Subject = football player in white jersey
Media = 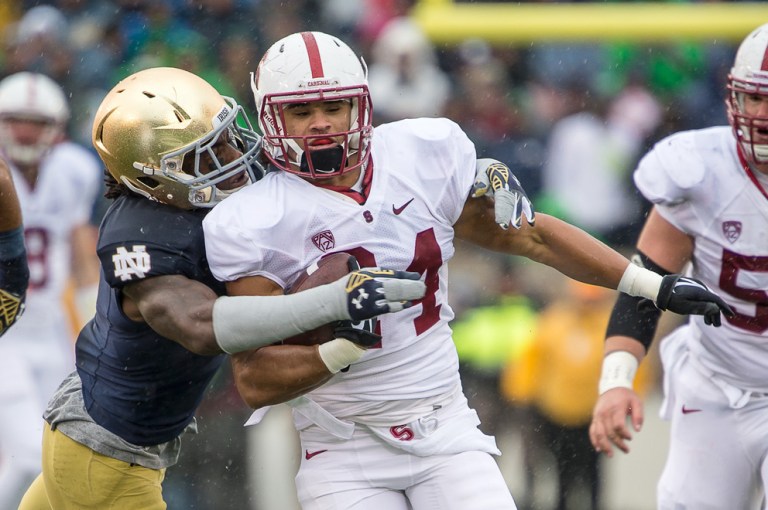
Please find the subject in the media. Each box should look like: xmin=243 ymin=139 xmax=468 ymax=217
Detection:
xmin=0 ymin=156 xmax=29 ymax=338
xmin=590 ymin=23 xmax=768 ymax=510
xmin=0 ymin=72 xmax=103 ymax=509
xmin=203 ymin=31 xmax=733 ymax=510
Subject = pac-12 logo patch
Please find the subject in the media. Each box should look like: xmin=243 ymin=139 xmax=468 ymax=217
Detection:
xmin=722 ymin=221 xmax=742 ymax=244
xmin=112 ymin=245 xmax=151 ymax=281
xmin=312 ymin=230 xmax=335 ymax=252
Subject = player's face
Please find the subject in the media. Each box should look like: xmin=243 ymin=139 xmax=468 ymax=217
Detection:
xmin=742 ymin=92 xmax=768 ymax=172
xmin=282 ymin=100 xmax=359 ymax=171
xmin=182 ymin=129 xmax=249 ymax=191
xmin=3 ymin=117 xmax=51 ymax=144
xmin=743 ymin=93 xmax=768 ymax=133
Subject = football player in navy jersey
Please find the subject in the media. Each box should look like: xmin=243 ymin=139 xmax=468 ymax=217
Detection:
xmin=17 ymin=67 xmax=425 ymax=510
xmin=0 ymin=156 xmax=28 ymax=338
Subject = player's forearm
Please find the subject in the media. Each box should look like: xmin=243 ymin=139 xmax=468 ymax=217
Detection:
xmin=0 ymin=163 xmax=22 ymax=232
xmin=523 ymin=214 xmax=628 ymax=288
xmin=231 ymin=346 xmax=332 ymax=408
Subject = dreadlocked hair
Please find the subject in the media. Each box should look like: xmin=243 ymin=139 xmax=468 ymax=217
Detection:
xmin=103 ymin=168 xmax=130 ymax=200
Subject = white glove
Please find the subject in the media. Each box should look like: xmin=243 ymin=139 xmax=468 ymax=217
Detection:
xmin=472 ymin=158 xmax=535 ymax=230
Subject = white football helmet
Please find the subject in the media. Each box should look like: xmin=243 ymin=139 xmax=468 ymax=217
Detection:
xmin=251 ymin=31 xmax=373 ymax=178
xmin=0 ymin=72 xmax=69 ymax=166
xmin=92 ymin=67 xmax=264 ymax=209
xmin=727 ymin=23 xmax=768 ymax=166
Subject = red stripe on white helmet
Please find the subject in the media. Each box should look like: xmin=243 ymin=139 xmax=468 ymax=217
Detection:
xmin=301 ymin=32 xmax=324 ymax=78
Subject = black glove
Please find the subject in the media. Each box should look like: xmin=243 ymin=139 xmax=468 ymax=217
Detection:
xmin=656 ymin=274 xmax=734 ymax=326
xmin=334 ymin=318 xmax=381 ymax=348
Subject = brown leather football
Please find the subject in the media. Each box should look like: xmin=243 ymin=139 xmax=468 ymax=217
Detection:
xmin=281 ymin=252 xmax=359 ymax=346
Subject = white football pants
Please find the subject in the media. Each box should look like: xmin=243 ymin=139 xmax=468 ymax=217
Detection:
xmin=657 ymin=332 xmax=768 ymax=509
xmin=294 ymin=423 xmax=516 ymax=510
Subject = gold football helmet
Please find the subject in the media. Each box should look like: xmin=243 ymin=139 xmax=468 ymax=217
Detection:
xmin=92 ymin=67 xmax=263 ymax=209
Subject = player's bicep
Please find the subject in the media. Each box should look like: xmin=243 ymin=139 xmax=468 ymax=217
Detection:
xmin=454 ymin=195 xmax=531 ymax=254
xmin=636 ymin=208 xmax=694 ymax=273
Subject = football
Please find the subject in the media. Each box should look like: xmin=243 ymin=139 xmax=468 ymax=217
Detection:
xmin=280 ymin=252 xmax=359 ymax=346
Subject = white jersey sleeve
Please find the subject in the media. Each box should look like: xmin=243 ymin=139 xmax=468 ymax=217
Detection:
xmin=375 ymin=118 xmax=476 ymax=226
xmin=634 ymin=127 xmax=742 ymax=235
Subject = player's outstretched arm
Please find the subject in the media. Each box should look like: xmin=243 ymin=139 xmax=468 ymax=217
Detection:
xmin=122 ymin=268 xmax=424 ymax=356
xmin=213 ymin=268 xmax=424 ymax=354
xmin=0 ymin=157 xmax=28 ymax=337
xmin=455 ymin=196 xmax=732 ymax=325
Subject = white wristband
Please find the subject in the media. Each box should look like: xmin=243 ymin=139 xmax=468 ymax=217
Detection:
xmin=598 ymin=351 xmax=639 ymax=395
xmin=617 ymin=262 xmax=663 ymax=302
xmin=317 ymin=338 xmax=366 ymax=374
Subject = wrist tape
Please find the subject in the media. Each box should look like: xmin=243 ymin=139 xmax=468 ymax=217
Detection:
xmin=318 ymin=338 xmax=366 ymax=373
xmin=617 ymin=262 xmax=663 ymax=302
xmin=598 ymin=351 xmax=638 ymax=395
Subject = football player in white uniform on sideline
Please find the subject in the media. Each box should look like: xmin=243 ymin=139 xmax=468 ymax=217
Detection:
xmin=0 ymin=155 xmax=29 ymax=338
xmin=591 ymin=22 xmax=768 ymax=510
xmin=0 ymin=72 xmax=102 ymax=510
xmin=203 ymin=31 xmax=732 ymax=510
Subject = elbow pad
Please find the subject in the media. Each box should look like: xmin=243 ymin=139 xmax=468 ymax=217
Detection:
xmin=605 ymin=251 xmax=670 ymax=350
xmin=0 ymin=227 xmax=29 ymax=336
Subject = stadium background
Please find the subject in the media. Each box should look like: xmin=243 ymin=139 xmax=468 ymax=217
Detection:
xmin=2 ymin=0 xmax=766 ymax=508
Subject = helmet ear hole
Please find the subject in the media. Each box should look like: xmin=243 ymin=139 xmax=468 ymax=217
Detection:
xmin=137 ymin=176 xmax=160 ymax=189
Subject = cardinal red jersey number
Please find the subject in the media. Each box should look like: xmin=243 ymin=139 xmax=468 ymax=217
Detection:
xmin=24 ymin=227 xmax=50 ymax=290
xmin=720 ymin=248 xmax=768 ymax=333
xmin=344 ymin=228 xmax=442 ymax=344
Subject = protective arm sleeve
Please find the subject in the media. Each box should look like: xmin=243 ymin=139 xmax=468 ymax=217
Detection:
xmin=212 ymin=277 xmax=350 ymax=354
xmin=0 ymin=226 xmax=29 ymax=337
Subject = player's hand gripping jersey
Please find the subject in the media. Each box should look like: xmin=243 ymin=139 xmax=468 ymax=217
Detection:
xmin=205 ymin=118 xmax=476 ymax=425
xmin=635 ymin=126 xmax=768 ymax=391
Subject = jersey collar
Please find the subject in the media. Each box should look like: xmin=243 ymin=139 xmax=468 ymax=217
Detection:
xmin=313 ymin=160 xmax=374 ymax=205
xmin=737 ymin=144 xmax=768 ymax=201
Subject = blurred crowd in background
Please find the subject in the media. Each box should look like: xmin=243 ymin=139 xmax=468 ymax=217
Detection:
xmin=0 ymin=0 xmax=745 ymax=508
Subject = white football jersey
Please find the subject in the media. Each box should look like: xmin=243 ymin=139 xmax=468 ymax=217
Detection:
xmin=5 ymin=141 xmax=101 ymax=350
xmin=635 ymin=126 xmax=768 ymax=390
xmin=205 ymin=118 xmax=476 ymax=422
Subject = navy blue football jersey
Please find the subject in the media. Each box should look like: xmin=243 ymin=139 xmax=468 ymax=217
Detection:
xmin=76 ymin=194 xmax=226 ymax=446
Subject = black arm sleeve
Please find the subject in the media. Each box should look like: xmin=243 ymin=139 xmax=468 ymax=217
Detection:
xmin=0 ymin=226 xmax=29 ymax=336
xmin=605 ymin=251 xmax=671 ymax=351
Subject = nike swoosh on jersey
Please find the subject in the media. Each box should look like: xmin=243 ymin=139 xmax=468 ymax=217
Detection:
xmin=393 ymin=198 xmax=415 ymax=215
xmin=305 ymin=449 xmax=328 ymax=460
xmin=681 ymin=405 xmax=702 ymax=414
